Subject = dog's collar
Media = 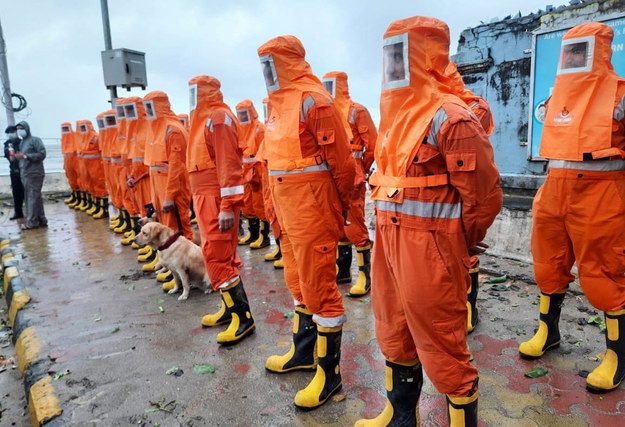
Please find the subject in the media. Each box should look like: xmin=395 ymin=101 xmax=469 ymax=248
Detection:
xmin=158 ymin=231 xmax=183 ymax=251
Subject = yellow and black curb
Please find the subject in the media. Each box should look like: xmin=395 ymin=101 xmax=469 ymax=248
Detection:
xmin=1 ymin=238 xmax=63 ymax=426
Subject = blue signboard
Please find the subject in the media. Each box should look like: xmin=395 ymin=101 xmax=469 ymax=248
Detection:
xmin=529 ymin=14 xmax=625 ymax=159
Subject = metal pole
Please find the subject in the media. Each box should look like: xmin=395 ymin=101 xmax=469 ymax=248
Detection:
xmin=100 ymin=0 xmax=118 ymax=105
xmin=0 ymin=17 xmax=15 ymax=126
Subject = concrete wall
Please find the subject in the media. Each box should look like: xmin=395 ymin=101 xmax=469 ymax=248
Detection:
xmin=0 ymin=172 xmax=69 ymax=199
xmin=452 ymin=0 xmax=625 ymax=189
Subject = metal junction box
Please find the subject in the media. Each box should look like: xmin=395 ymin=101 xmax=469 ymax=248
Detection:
xmin=101 ymin=48 xmax=147 ymax=90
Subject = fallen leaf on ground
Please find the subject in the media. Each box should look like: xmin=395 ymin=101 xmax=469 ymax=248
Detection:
xmin=111 ymin=327 xmax=120 ymax=334
xmin=193 ymin=364 xmax=215 ymax=374
xmin=524 ymin=367 xmax=548 ymax=378
xmin=283 ymin=311 xmax=294 ymax=318
xmin=487 ymin=275 xmax=508 ymax=284
xmin=587 ymin=316 xmax=606 ymax=332
xmin=52 ymin=369 xmax=70 ymax=380
xmin=332 ymin=394 xmax=346 ymax=402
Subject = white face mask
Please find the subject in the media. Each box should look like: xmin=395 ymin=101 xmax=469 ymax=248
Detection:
xmin=17 ymin=129 xmax=27 ymax=138
xmin=6 ymin=132 xmax=17 ymax=139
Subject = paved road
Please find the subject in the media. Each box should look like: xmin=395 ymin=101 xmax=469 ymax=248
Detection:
xmin=1 ymin=199 xmax=624 ymax=426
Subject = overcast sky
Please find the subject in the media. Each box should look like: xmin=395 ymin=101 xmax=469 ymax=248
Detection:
xmin=2 ymin=0 xmax=557 ymax=140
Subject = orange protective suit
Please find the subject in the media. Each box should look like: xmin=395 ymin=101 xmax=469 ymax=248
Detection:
xmin=532 ymin=22 xmax=625 ymax=311
xmin=445 ymin=62 xmax=495 ymax=136
xmin=236 ymin=99 xmax=266 ymax=220
xmin=125 ymin=97 xmax=152 ymax=217
xmin=76 ymin=120 xmax=106 ymax=197
xmin=60 ymin=122 xmax=79 ymax=190
xmin=101 ymin=111 xmax=118 ymax=205
xmin=187 ymin=76 xmax=244 ymax=289
xmin=111 ymin=98 xmax=137 ymax=214
xmin=322 ymin=71 xmax=377 ymax=247
xmin=143 ymin=91 xmax=192 ymax=240
xmin=177 ymin=113 xmax=189 ymax=130
xmin=258 ymin=36 xmax=356 ymax=324
xmin=369 ymin=16 xmax=502 ymax=396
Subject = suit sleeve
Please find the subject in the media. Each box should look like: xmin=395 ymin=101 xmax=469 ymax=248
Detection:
xmin=211 ymin=112 xmax=244 ymax=212
xmin=438 ymin=110 xmax=502 ymax=247
xmin=355 ymin=106 xmax=378 ymax=173
xmin=305 ymin=97 xmax=356 ymax=211
xmin=165 ymin=128 xmax=187 ymax=200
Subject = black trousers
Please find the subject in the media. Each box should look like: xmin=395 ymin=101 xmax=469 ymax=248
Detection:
xmin=10 ymin=170 xmax=24 ymax=217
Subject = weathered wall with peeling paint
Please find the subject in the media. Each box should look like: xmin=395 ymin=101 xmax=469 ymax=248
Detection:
xmin=452 ymin=0 xmax=625 ymax=190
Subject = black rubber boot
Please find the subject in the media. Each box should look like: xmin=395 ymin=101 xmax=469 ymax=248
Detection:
xmin=519 ymin=290 xmax=566 ymax=359
xmin=446 ymin=390 xmax=479 ymax=427
xmin=336 ymin=241 xmax=352 ymax=284
xmin=216 ymin=279 xmax=256 ymax=345
xmin=266 ymin=306 xmax=317 ymax=373
xmin=587 ymin=309 xmax=625 ymax=393
xmin=250 ymin=220 xmax=271 ymax=249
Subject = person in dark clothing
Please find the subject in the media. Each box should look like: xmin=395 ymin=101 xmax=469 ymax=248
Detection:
xmin=14 ymin=121 xmax=47 ymax=229
xmin=4 ymin=125 xmax=24 ymax=219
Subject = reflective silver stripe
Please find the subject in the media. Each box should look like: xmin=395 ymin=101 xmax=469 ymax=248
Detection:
xmin=349 ymin=107 xmax=357 ymax=125
xmin=224 ymin=114 xmax=233 ymax=127
xmin=376 ymin=199 xmax=462 ymax=219
xmin=269 ymin=161 xmax=330 ymax=176
xmin=63 ymin=153 xmax=77 ymax=157
xmin=548 ymin=159 xmax=625 ymax=171
xmin=301 ymin=95 xmax=316 ymax=121
xmin=110 ymin=157 xmax=123 ymax=163
xmin=103 ymin=156 xmax=111 ymax=161
xmin=150 ymin=165 xmax=169 ymax=171
xmin=242 ymin=157 xmax=258 ymax=163
xmin=82 ymin=154 xmax=102 ymax=159
xmin=206 ymin=118 xmax=213 ymax=132
xmin=427 ymin=108 xmax=448 ymax=147
xmin=615 ymin=95 xmax=625 ymax=121
xmin=352 ymin=151 xmax=364 ymax=159
xmin=132 ymin=157 xmax=145 ymax=163
xmin=220 ymin=185 xmax=244 ymax=197
xmin=313 ymin=314 xmax=346 ymax=328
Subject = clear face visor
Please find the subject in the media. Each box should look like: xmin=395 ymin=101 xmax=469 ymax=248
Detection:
xmin=116 ymin=105 xmax=125 ymax=119
xmin=263 ymin=102 xmax=269 ymax=122
xmin=558 ymin=36 xmax=594 ymax=75
xmin=382 ymin=33 xmax=410 ymax=89
xmin=124 ymin=103 xmax=137 ymax=120
xmin=322 ymin=78 xmax=336 ymax=98
xmin=61 ymin=125 xmax=71 ymax=134
xmin=259 ymin=55 xmax=280 ymax=92
xmin=96 ymin=118 xmax=105 ymax=130
xmin=236 ymin=109 xmax=251 ymax=124
xmin=79 ymin=124 xmax=88 ymax=134
xmin=105 ymin=115 xmax=117 ymax=127
xmin=144 ymin=100 xmax=156 ymax=120
xmin=189 ymin=84 xmax=198 ymax=111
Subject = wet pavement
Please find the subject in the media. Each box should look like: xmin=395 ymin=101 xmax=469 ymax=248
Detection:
xmin=1 ymin=198 xmax=624 ymax=426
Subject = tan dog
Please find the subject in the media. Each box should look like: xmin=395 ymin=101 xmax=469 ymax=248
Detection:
xmin=134 ymin=222 xmax=209 ymax=300
xmin=138 ymin=216 xmax=202 ymax=246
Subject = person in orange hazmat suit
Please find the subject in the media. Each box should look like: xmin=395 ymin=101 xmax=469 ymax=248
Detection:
xmin=444 ymin=60 xmax=496 ymax=333
xmin=519 ymin=22 xmax=625 ymax=394
xmin=99 ymin=110 xmax=118 ymax=220
xmin=142 ymin=90 xmax=193 ymax=246
xmin=321 ymin=71 xmax=377 ymax=297
xmin=258 ymin=35 xmax=356 ymax=409
xmin=75 ymin=120 xmax=107 ymax=217
xmin=236 ymin=99 xmax=270 ymax=250
xmin=355 ymin=17 xmax=502 ymax=426
xmin=61 ymin=122 xmax=79 ymax=207
xmin=186 ymin=76 xmax=256 ymax=345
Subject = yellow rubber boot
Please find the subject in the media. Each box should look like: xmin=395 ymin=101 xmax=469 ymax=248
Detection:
xmin=68 ymin=190 xmax=82 ymax=208
xmin=349 ymin=244 xmax=371 ymax=297
xmin=238 ymin=217 xmax=259 ymax=245
xmin=86 ymin=197 xmax=99 ymax=215
xmin=79 ymin=193 xmax=92 ymax=212
xmin=156 ymin=270 xmax=173 ymax=282
xmin=586 ymin=309 xmax=625 ymax=393
xmin=74 ymin=191 xmax=87 ymax=210
xmin=467 ymin=262 xmax=480 ymax=333
xmin=92 ymin=197 xmax=109 ymax=219
xmin=137 ymin=245 xmax=152 ymax=255
xmin=114 ymin=210 xmax=130 ymax=233
xmin=266 ymin=306 xmax=317 ymax=373
xmin=250 ymin=220 xmax=270 ymax=249
xmin=120 ymin=230 xmax=136 ymax=246
xmin=519 ymin=290 xmax=566 ymax=359
xmin=137 ymin=247 xmax=155 ymax=262
xmin=142 ymin=253 xmax=159 ymax=272
xmin=201 ymin=297 xmax=232 ymax=327
xmin=162 ymin=279 xmax=176 ymax=292
xmin=64 ymin=190 xmax=77 ymax=205
xmin=336 ymin=241 xmax=352 ymax=284
xmin=109 ymin=209 xmax=122 ymax=229
xmin=273 ymin=258 xmax=284 ymax=269
xmin=355 ymin=359 xmax=423 ymax=426
xmin=294 ymin=325 xmax=343 ymax=409
xmin=446 ymin=391 xmax=478 ymax=427
xmin=216 ymin=279 xmax=256 ymax=345
xmin=264 ymin=238 xmax=282 ymax=261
